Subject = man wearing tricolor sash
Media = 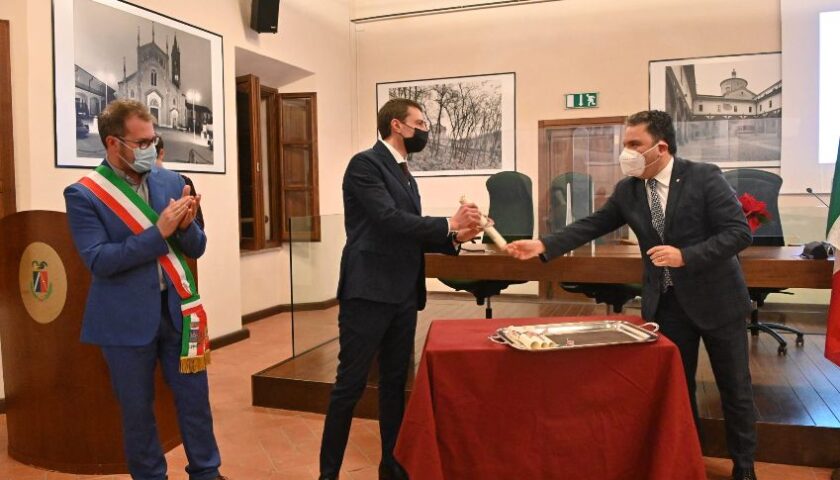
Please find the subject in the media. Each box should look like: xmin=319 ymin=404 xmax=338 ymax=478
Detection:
xmin=64 ymin=100 xmax=227 ymax=480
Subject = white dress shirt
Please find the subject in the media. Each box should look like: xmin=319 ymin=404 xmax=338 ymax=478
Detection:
xmin=380 ymin=139 xmax=407 ymax=165
xmin=646 ymin=155 xmax=674 ymax=214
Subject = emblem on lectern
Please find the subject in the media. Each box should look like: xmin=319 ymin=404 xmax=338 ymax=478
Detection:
xmin=30 ymin=260 xmax=53 ymax=301
xmin=19 ymin=242 xmax=67 ymax=324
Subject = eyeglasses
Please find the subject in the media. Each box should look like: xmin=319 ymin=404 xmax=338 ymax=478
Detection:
xmin=117 ymin=135 xmax=160 ymax=150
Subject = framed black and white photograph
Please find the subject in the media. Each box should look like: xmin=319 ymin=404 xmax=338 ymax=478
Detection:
xmin=53 ymin=0 xmax=225 ymax=173
xmin=649 ymin=52 xmax=781 ymax=168
xmin=376 ymin=72 xmax=516 ymax=177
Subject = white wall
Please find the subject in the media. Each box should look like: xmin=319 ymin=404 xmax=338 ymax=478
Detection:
xmin=352 ymin=0 xmax=828 ymax=303
xmin=0 ymin=0 xmax=355 ymax=399
xmin=351 ymin=0 xmax=534 ymax=19
xmin=236 ymin=0 xmax=355 ymax=315
xmin=781 ymin=0 xmax=840 ymax=194
xmin=353 ymin=0 xmax=782 ymax=214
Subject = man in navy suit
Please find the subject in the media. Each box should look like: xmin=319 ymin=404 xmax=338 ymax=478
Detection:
xmin=64 ymin=100 xmax=227 ymax=480
xmin=319 ymin=98 xmax=482 ymax=480
xmin=507 ymin=111 xmax=758 ymax=480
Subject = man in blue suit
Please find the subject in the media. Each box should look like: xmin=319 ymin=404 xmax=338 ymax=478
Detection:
xmin=64 ymin=99 xmax=227 ymax=480
xmin=319 ymin=98 xmax=482 ymax=480
xmin=507 ymin=110 xmax=757 ymax=480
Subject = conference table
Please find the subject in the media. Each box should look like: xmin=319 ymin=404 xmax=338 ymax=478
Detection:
xmin=394 ymin=316 xmax=706 ymax=480
xmin=425 ymin=245 xmax=832 ymax=289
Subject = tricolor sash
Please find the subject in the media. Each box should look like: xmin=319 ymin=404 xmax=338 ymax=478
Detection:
xmin=77 ymin=165 xmax=210 ymax=373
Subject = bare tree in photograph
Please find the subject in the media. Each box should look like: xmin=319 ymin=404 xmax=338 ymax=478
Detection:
xmin=388 ymin=79 xmax=503 ymax=172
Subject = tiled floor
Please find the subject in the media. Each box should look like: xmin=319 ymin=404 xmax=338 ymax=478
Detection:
xmin=0 ymin=311 xmax=836 ymax=479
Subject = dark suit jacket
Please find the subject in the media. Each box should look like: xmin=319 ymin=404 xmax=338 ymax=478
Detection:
xmin=541 ymin=157 xmax=752 ymax=329
xmin=64 ymin=162 xmax=207 ymax=346
xmin=337 ymin=141 xmax=457 ymax=310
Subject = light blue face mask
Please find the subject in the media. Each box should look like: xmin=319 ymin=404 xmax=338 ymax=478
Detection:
xmin=117 ymin=138 xmax=157 ymax=173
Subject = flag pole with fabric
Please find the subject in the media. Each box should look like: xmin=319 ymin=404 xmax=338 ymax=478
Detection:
xmin=825 ymin=140 xmax=840 ymax=366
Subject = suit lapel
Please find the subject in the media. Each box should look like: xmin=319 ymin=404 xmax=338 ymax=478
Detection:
xmin=663 ymin=157 xmax=687 ymax=236
xmin=147 ymin=168 xmax=166 ymax=213
xmin=373 ymin=142 xmax=420 ymax=213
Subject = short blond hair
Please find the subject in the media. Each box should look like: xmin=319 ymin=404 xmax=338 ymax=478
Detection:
xmin=97 ymin=99 xmax=154 ymax=146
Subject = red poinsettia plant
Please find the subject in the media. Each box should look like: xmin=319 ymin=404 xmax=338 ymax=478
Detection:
xmin=738 ymin=193 xmax=772 ymax=233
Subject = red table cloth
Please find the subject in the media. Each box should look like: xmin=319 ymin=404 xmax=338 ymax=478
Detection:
xmin=394 ymin=316 xmax=705 ymax=480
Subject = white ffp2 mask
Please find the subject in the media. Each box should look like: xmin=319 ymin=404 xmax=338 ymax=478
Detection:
xmin=619 ymin=144 xmax=662 ymax=177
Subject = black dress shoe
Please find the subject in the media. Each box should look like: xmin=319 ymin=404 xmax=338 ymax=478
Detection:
xmin=318 ymin=475 xmax=338 ymax=480
xmin=379 ymin=461 xmax=409 ymax=480
xmin=732 ymin=466 xmax=757 ymax=480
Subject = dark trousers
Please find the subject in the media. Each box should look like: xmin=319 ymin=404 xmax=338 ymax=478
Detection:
xmin=319 ymin=297 xmax=418 ymax=476
xmin=101 ymin=292 xmax=221 ymax=480
xmin=655 ymin=289 xmax=757 ymax=469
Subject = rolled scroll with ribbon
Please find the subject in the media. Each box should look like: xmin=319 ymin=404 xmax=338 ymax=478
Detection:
xmin=459 ymin=195 xmax=508 ymax=249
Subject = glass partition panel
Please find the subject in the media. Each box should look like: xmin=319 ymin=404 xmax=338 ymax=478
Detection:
xmin=289 ymin=214 xmax=344 ymax=356
xmin=779 ymin=204 xmax=829 ymax=247
xmin=540 ymin=120 xmax=629 ymax=243
xmin=288 ymin=208 xmax=540 ymax=357
xmin=539 ymin=120 xmax=631 ymax=299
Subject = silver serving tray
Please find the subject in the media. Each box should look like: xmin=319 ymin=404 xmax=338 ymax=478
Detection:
xmin=489 ymin=320 xmax=659 ymax=352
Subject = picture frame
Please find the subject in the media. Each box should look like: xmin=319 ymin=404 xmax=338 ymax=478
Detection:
xmin=649 ymin=52 xmax=781 ymax=168
xmin=52 ymin=0 xmax=226 ymax=173
xmin=376 ymin=72 xmax=516 ymax=177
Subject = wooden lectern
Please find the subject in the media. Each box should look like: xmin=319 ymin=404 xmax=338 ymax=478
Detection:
xmin=0 ymin=211 xmax=181 ymax=474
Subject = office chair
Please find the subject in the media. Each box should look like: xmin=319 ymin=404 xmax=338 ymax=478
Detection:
xmin=549 ymin=173 xmax=642 ymax=313
xmin=440 ymin=171 xmax=533 ymax=318
xmin=723 ymin=168 xmax=803 ymax=356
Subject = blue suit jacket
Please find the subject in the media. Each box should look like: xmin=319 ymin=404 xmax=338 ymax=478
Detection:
xmin=64 ymin=162 xmax=207 ymax=346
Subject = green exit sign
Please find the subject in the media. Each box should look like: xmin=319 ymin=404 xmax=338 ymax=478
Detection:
xmin=565 ymin=92 xmax=599 ymax=109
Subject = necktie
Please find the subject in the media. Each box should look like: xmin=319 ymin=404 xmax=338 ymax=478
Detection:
xmin=647 ymin=178 xmax=673 ymax=290
xmin=398 ymin=162 xmax=412 ymax=189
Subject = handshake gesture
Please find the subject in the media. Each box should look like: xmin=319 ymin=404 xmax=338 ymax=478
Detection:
xmin=156 ymin=185 xmax=202 ymax=238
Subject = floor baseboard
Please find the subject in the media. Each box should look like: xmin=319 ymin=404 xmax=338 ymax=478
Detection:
xmin=210 ymin=327 xmax=250 ymax=350
xmin=242 ymin=299 xmax=340 ymax=325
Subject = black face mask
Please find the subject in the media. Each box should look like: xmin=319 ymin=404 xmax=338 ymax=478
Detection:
xmin=403 ymin=124 xmax=429 ymax=153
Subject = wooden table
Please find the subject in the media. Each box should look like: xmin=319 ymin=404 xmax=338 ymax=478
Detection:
xmin=425 ymin=245 xmax=832 ymax=289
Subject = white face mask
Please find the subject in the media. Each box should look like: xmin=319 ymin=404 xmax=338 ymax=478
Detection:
xmin=619 ymin=143 xmax=662 ymax=177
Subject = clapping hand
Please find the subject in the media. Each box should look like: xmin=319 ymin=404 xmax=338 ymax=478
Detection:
xmin=177 ymin=185 xmax=201 ymax=230
xmin=156 ymin=195 xmax=193 ymax=238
